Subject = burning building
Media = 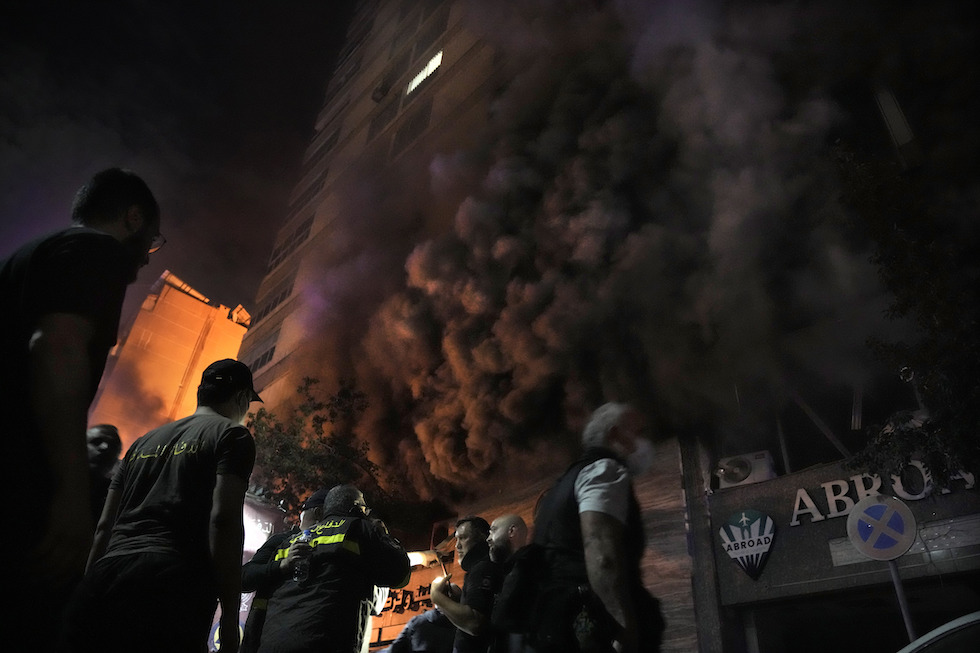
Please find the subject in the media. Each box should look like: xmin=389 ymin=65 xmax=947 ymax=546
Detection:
xmin=238 ymin=1 xmax=980 ymax=651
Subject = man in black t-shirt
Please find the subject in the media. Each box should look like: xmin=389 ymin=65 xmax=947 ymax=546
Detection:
xmin=0 ymin=168 xmax=161 ymax=646
xmin=431 ymin=515 xmax=501 ymax=653
xmin=65 ymin=359 xmax=260 ymax=653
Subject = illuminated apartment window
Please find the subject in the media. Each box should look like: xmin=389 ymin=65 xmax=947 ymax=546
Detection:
xmin=405 ymin=50 xmax=442 ymax=96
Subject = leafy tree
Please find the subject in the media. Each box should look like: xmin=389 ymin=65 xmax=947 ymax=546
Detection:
xmin=836 ymin=143 xmax=980 ymax=487
xmin=247 ymin=377 xmax=379 ymax=517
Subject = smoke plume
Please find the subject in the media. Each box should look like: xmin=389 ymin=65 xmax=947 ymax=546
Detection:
xmin=290 ymin=1 xmax=978 ymax=500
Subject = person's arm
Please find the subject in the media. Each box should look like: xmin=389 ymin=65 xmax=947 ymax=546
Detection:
xmin=211 ymin=472 xmax=248 ymax=653
xmin=87 ymin=486 xmax=122 ymax=572
xmin=241 ymin=531 xmax=301 ymax=593
xmin=363 ymin=518 xmax=412 ymax=589
xmin=28 ymin=313 xmax=98 ymax=587
xmin=581 ymin=510 xmax=637 ymax=653
xmin=430 ymin=575 xmax=489 ymax=636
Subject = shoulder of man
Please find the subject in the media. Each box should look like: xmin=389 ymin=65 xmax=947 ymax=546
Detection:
xmin=466 ymin=556 xmax=501 ymax=587
xmin=191 ymin=414 xmax=255 ymax=446
xmin=36 ymin=227 xmax=127 ymax=266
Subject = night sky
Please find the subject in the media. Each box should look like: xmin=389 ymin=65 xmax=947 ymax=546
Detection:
xmin=1 ymin=0 xmax=354 ymax=318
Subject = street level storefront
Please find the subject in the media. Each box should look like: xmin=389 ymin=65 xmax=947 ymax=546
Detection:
xmin=707 ymin=459 xmax=980 ymax=652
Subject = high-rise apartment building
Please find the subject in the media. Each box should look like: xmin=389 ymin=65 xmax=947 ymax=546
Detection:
xmin=240 ymin=0 xmax=496 ymax=404
xmin=89 ymin=270 xmax=251 ymax=452
xmin=236 ymin=4 xmax=696 ymax=650
xmin=234 ymin=3 xmax=980 ymax=651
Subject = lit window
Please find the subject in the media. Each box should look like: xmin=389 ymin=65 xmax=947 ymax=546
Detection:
xmin=405 ymin=50 xmax=442 ymax=96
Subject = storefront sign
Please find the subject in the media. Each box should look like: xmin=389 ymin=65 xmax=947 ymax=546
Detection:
xmin=789 ymin=461 xmax=975 ymax=527
xmin=719 ymin=510 xmax=775 ymax=579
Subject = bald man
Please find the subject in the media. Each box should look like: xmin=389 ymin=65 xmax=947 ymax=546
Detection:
xmin=486 ymin=515 xmax=529 ymax=653
xmin=487 ymin=514 xmax=528 ymax=564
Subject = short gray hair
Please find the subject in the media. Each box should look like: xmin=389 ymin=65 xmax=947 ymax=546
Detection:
xmin=582 ymin=402 xmax=632 ymax=448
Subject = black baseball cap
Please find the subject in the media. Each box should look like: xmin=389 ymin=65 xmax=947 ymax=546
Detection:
xmin=199 ymin=359 xmax=263 ymax=402
xmin=301 ymin=487 xmax=332 ymax=511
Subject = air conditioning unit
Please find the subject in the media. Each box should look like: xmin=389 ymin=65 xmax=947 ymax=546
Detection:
xmin=716 ymin=451 xmax=777 ymax=488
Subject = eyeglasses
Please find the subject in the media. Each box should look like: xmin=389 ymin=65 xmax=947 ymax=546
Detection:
xmin=353 ymin=500 xmax=371 ymax=515
xmin=148 ymin=233 xmax=166 ymax=254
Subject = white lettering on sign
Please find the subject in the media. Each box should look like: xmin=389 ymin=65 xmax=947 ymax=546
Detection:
xmin=822 ymin=480 xmax=853 ymax=519
xmin=790 ymin=489 xmax=826 ymax=526
xmin=891 ymin=460 xmax=932 ymax=501
xmin=853 ymin=473 xmax=881 ymax=501
xmin=789 ymin=461 xmax=975 ymax=527
xmin=723 ymin=535 xmax=773 ymax=553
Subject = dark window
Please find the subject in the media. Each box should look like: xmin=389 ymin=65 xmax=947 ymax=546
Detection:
xmin=392 ymin=98 xmax=432 ymax=154
xmin=416 ymin=5 xmax=449 ymax=53
xmin=306 ymin=129 xmax=340 ymax=172
xmin=251 ymin=345 xmax=277 ymax=371
xmin=267 ymin=215 xmax=314 ymax=272
xmin=289 ymin=177 xmax=325 ymax=214
xmin=253 ymin=275 xmax=296 ymax=324
xmin=245 ymin=329 xmax=280 ymax=373
xmin=369 ymin=98 xmax=400 ymax=140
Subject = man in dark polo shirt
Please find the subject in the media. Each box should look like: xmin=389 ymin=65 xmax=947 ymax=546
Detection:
xmin=431 ymin=515 xmax=500 ymax=653
xmin=0 ymin=168 xmax=162 ymax=645
xmin=65 ymin=359 xmax=260 ymax=653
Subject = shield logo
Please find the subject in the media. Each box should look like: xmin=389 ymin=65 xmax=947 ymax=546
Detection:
xmin=719 ymin=510 xmax=775 ymax=579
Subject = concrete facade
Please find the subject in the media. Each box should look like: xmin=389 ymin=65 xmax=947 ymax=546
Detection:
xmin=89 ymin=270 xmax=250 ymax=452
xmin=240 ymin=0 xmax=497 ymax=404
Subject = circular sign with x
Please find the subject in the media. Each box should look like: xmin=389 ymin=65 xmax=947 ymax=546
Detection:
xmin=846 ymin=495 xmax=918 ymax=561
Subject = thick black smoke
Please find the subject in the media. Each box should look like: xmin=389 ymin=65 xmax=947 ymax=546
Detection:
xmin=292 ymin=1 xmax=978 ymax=500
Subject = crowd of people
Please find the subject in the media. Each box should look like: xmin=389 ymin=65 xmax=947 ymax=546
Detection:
xmin=1 ymin=169 xmax=664 ymax=652
xmin=244 ymin=401 xmax=664 ymax=653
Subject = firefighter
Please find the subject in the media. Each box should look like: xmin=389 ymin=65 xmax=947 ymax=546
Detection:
xmin=258 ymin=485 xmax=411 ymax=653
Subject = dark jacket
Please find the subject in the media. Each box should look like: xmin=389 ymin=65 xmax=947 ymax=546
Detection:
xmin=386 ymin=608 xmax=455 ymax=653
xmin=257 ymin=514 xmax=410 ymax=653
xmin=241 ymin=527 xmax=298 ymax=653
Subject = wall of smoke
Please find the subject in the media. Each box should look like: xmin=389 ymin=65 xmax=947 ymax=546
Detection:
xmin=291 ymin=0 xmax=978 ymax=500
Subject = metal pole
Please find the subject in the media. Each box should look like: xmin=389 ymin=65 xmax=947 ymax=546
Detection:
xmin=744 ymin=608 xmax=760 ymax=653
xmin=776 ymin=419 xmax=791 ymax=474
xmin=888 ymin=559 xmax=917 ymax=642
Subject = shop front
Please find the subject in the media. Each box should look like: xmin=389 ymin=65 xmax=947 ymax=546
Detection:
xmin=707 ymin=459 xmax=980 ymax=652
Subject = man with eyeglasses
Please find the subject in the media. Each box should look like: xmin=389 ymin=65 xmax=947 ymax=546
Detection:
xmin=0 ymin=167 xmax=163 ymax=647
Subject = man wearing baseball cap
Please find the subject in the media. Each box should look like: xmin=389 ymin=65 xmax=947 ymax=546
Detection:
xmin=66 ymin=359 xmax=261 ymax=653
